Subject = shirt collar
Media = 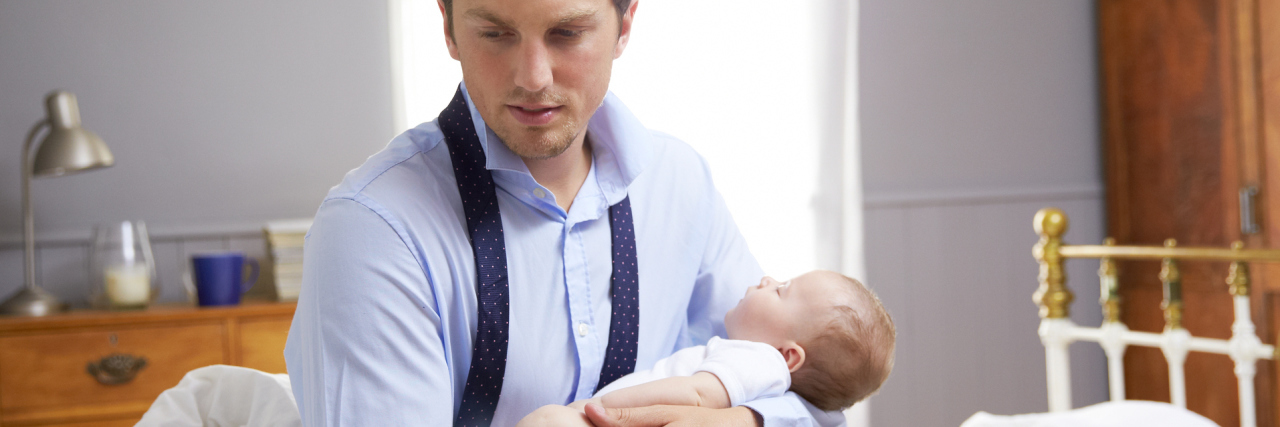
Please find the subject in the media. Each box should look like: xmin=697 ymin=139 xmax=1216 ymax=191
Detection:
xmin=459 ymin=82 xmax=655 ymax=205
xmin=586 ymin=91 xmax=654 ymax=205
xmin=461 ymin=82 xmax=529 ymax=175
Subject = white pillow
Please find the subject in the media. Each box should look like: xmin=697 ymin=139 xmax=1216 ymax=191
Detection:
xmin=961 ymin=401 xmax=1219 ymax=427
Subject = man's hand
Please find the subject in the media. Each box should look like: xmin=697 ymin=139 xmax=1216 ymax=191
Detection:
xmin=583 ymin=403 xmax=762 ymax=427
xmin=516 ymin=404 xmax=593 ymax=427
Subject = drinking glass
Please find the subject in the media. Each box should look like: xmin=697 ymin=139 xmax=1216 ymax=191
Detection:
xmin=91 ymin=221 xmax=158 ymax=310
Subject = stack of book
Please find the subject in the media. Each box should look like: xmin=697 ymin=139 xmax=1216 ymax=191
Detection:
xmin=263 ymin=219 xmax=311 ymax=301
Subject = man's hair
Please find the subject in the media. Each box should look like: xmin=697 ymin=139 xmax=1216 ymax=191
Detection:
xmin=789 ymin=275 xmax=896 ymax=411
xmin=440 ymin=0 xmax=633 ymax=40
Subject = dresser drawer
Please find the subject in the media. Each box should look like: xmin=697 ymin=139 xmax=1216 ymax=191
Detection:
xmin=0 ymin=323 xmax=226 ymax=417
xmin=238 ymin=315 xmax=291 ymax=374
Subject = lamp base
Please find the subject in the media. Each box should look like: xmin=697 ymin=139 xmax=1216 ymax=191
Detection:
xmin=0 ymin=287 xmax=66 ymax=317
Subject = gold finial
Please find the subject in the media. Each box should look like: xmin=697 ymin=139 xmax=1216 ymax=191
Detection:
xmin=1160 ymin=239 xmax=1182 ymax=330
xmin=1034 ymin=208 xmax=1068 ymax=238
xmin=1033 ymin=208 xmax=1073 ymax=319
xmin=1099 ymin=238 xmax=1121 ymax=323
xmin=1227 ymin=241 xmax=1250 ymax=296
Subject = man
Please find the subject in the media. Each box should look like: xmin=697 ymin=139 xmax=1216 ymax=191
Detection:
xmin=284 ymin=0 xmax=845 ymax=425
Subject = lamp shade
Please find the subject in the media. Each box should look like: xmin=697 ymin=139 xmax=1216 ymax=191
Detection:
xmin=31 ymin=91 xmax=113 ymax=177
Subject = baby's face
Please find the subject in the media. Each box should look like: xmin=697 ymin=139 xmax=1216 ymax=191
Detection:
xmin=724 ymin=271 xmax=847 ymax=348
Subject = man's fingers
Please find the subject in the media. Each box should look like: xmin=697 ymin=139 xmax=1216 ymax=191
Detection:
xmin=584 ymin=403 xmax=682 ymax=427
xmin=583 ymin=403 xmax=617 ymax=427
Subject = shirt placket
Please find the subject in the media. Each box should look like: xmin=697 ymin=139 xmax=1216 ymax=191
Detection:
xmin=563 ymin=220 xmax=601 ymax=399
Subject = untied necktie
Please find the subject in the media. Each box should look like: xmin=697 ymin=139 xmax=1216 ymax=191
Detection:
xmin=438 ymin=86 xmax=640 ymax=427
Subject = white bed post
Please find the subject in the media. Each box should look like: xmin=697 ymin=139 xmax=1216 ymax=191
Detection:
xmin=1034 ymin=209 xmax=1075 ymax=412
xmin=1157 ymin=240 xmax=1189 ymax=408
xmin=1226 ymin=248 xmax=1259 ymax=427
xmin=1097 ymin=245 xmax=1127 ymax=402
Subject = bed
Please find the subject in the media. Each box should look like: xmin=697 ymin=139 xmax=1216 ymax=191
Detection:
xmin=964 ymin=208 xmax=1278 ymax=427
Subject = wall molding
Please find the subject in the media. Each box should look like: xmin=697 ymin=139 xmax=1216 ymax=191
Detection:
xmin=0 ymin=222 xmax=268 ymax=250
xmin=862 ymin=185 xmax=1103 ymax=210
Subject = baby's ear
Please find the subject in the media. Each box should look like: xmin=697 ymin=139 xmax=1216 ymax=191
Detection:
xmin=780 ymin=343 xmax=806 ymax=373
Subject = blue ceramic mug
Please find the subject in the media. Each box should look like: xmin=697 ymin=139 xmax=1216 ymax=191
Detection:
xmin=191 ymin=252 xmax=259 ymax=306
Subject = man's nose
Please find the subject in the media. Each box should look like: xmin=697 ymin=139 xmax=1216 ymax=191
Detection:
xmin=514 ymin=40 xmax=553 ymax=92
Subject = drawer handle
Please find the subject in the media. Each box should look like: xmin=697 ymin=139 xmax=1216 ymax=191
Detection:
xmin=86 ymin=353 xmax=148 ymax=386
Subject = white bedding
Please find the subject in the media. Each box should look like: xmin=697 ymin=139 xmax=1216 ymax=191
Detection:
xmin=137 ymin=365 xmax=301 ymax=427
xmin=962 ymin=401 xmax=1219 ymax=427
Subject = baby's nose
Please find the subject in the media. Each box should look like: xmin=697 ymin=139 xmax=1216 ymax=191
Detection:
xmin=760 ymin=276 xmax=779 ymax=288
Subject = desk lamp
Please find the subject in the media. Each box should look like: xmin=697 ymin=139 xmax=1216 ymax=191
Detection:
xmin=0 ymin=91 xmax=114 ymax=316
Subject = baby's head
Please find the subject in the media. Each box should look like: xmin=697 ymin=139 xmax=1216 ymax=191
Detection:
xmin=724 ymin=270 xmax=896 ymax=411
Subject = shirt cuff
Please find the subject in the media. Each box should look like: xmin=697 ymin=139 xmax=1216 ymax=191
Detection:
xmin=740 ymin=392 xmax=848 ymax=427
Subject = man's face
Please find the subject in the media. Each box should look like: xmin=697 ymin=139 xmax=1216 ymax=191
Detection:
xmin=442 ymin=0 xmax=633 ymax=160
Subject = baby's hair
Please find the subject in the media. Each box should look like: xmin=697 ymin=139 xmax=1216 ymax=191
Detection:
xmin=789 ymin=272 xmax=896 ymax=411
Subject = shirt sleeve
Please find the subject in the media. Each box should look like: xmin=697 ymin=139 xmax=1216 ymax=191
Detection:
xmin=689 ymin=167 xmax=846 ymax=426
xmin=696 ymin=338 xmax=790 ymax=407
xmin=742 ymin=393 xmax=850 ymax=427
xmin=284 ymin=197 xmax=453 ymax=426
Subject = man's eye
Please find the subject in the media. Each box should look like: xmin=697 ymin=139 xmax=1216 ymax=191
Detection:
xmin=479 ymin=30 xmax=509 ymax=39
xmin=552 ymin=29 xmax=583 ymax=38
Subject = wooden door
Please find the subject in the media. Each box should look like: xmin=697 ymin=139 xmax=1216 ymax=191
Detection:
xmin=1100 ymin=0 xmax=1279 ymax=425
xmin=1256 ymin=0 xmax=1280 ymax=420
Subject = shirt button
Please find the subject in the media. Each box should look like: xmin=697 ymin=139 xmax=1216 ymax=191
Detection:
xmin=577 ymin=322 xmax=589 ymax=337
xmin=533 ymin=188 xmax=547 ymax=198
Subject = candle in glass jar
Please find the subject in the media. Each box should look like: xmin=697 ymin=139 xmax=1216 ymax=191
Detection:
xmin=105 ymin=264 xmax=150 ymax=308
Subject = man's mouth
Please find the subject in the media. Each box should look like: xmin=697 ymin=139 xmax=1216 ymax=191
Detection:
xmin=507 ymin=104 xmax=561 ymax=126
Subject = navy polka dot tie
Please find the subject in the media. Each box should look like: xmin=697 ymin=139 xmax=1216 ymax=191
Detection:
xmin=439 ymin=86 xmax=639 ymax=426
xmin=595 ymin=197 xmax=640 ymax=393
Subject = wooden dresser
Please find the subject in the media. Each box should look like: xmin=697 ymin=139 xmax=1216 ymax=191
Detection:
xmin=0 ymin=301 xmax=295 ymax=426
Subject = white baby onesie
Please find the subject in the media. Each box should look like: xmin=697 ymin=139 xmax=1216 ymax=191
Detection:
xmin=593 ymin=337 xmax=791 ymax=406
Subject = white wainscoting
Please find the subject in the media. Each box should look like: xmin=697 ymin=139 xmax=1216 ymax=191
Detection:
xmin=864 ymin=187 xmax=1108 ymax=426
xmin=0 ymin=227 xmax=268 ymax=308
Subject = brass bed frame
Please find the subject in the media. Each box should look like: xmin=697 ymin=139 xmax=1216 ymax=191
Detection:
xmin=1032 ymin=207 xmax=1279 ymax=427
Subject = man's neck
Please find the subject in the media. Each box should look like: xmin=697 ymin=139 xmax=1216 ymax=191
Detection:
xmin=524 ymin=132 xmax=592 ymax=212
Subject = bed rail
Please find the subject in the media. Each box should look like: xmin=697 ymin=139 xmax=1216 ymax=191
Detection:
xmin=1033 ymin=208 xmax=1278 ymax=427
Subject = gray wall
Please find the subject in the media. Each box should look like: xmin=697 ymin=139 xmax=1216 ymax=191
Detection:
xmin=0 ymin=1 xmax=395 ymax=305
xmin=859 ymin=0 xmax=1108 ymax=425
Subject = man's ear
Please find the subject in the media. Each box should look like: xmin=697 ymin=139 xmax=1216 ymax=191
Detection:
xmin=614 ymin=0 xmax=639 ymax=59
xmin=780 ymin=343 xmax=806 ymax=373
xmin=439 ymin=0 xmax=460 ymax=60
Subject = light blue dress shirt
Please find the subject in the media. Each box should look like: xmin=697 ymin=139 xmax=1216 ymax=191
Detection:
xmin=284 ymin=83 xmax=845 ymax=427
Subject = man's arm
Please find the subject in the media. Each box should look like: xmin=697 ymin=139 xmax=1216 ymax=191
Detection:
xmin=585 ymin=404 xmax=763 ymax=427
xmin=285 ymin=197 xmax=454 ymax=426
xmin=598 ymin=372 xmax=731 ymax=409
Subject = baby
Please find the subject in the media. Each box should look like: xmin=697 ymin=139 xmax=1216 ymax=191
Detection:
xmin=518 ymin=270 xmax=896 ymax=425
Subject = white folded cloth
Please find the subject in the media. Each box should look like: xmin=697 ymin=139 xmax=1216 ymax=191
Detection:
xmin=137 ymin=365 xmax=301 ymax=427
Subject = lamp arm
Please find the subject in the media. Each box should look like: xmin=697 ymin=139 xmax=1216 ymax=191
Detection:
xmin=22 ymin=119 xmax=50 ymax=290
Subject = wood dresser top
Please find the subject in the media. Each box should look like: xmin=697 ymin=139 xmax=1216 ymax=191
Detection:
xmin=0 ymin=300 xmax=296 ymax=333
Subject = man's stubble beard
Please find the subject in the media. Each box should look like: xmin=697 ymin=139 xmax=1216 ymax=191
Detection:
xmin=493 ymin=116 xmax=582 ymax=160
xmin=485 ymin=86 xmax=590 ymax=160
